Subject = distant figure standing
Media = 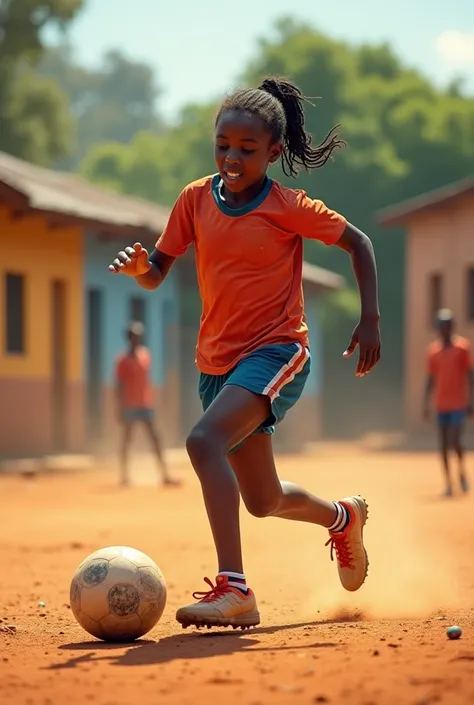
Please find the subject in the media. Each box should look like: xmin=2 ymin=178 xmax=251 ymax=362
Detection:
xmin=424 ymin=309 xmax=473 ymax=496
xmin=115 ymin=321 xmax=180 ymax=487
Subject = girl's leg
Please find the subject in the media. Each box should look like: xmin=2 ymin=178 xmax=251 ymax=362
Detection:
xmin=177 ymin=343 xmax=368 ymax=629
xmin=176 ymin=384 xmax=267 ymax=629
xmin=228 ymin=432 xmax=336 ymax=524
xmin=228 ymin=433 xmax=368 ymax=594
xmin=185 ymin=384 xmax=269 ymax=573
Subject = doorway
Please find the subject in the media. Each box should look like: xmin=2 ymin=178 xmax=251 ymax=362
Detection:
xmin=86 ymin=288 xmax=103 ymax=443
xmin=51 ymin=280 xmax=67 ymax=451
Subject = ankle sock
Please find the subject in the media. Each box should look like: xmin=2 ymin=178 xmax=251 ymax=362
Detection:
xmin=328 ymin=501 xmax=351 ymax=533
xmin=218 ymin=571 xmax=248 ymax=594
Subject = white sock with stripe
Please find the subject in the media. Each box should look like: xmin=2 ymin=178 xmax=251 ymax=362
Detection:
xmin=218 ymin=571 xmax=248 ymax=594
xmin=328 ymin=502 xmax=350 ymax=533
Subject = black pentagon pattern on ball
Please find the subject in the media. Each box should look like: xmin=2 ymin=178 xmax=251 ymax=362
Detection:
xmin=108 ymin=583 xmax=140 ymax=616
xmin=70 ymin=578 xmax=81 ymax=603
xmin=82 ymin=560 xmax=109 ymax=586
xmin=139 ymin=570 xmax=162 ymax=593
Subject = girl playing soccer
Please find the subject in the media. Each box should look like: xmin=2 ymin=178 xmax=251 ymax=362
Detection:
xmin=109 ymin=77 xmax=381 ymax=630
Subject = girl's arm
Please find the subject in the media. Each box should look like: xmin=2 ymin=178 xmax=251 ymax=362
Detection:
xmin=336 ymin=223 xmax=379 ymax=321
xmin=135 ymin=248 xmax=176 ymax=291
xmin=335 ymin=223 xmax=381 ymax=376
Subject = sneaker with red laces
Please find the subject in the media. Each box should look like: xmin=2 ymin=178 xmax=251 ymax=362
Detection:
xmin=325 ymin=495 xmax=369 ymax=592
xmin=176 ymin=575 xmax=260 ymax=629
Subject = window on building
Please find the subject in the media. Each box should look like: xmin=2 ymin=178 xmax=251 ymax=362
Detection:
xmin=467 ymin=267 xmax=474 ymax=322
xmin=5 ymin=273 xmax=25 ymax=354
xmin=428 ymin=272 xmax=443 ymax=327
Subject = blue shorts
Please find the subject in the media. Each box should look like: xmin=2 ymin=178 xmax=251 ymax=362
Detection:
xmin=437 ymin=409 xmax=466 ymax=428
xmin=199 ymin=342 xmax=311 ymax=452
xmin=122 ymin=408 xmax=154 ymax=423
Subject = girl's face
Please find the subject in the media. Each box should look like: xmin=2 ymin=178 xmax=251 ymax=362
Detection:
xmin=214 ymin=109 xmax=282 ymax=194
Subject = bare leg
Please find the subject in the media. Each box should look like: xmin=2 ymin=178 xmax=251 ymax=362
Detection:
xmin=228 ymin=432 xmax=369 ymax=596
xmin=452 ymin=424 xmax=468 ymax=491
xmin=177 ymin=385 xmax=368 ymax=629
xmin=186 ymin=385 xmax=338 ymax=573
xmin=142 ymin=419 xmax=180 ymax=485
xmin=119 ymin=421 xmax=134 ymax=486
xmin=438 ymin=425 xmax=452 ymax=495
xmin=228 ymin=432 xmax=337 ymax=526
xmin=186 ymin=385 xmax=272 ymax=573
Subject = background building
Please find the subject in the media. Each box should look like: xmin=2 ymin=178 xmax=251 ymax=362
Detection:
xmin=379 ymin=176 xmax=474 ymax=431
xmin=0 ymin=151 xmax=344 ymax=458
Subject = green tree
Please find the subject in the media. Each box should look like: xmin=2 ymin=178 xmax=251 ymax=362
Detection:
xmin=37 ymin=45 xmax=164 ymax=168
xmin=240 ymin=20 xmax=474 ymax=434
xmin=80 ymin=103 xmax=216 ymax=205
xmin=0 ymin=0 xmax=83 ymax=165
xmin=79 ymin=19 xmax=474 ymax=435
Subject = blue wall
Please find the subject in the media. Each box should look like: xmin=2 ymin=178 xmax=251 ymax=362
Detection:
xmin=83 ymin=229 xmax=323 ymax=399
xmin=303 ymin=294 xmax=322 ymax=397
xmin=84 ymin=231 xmax=179 ymax=386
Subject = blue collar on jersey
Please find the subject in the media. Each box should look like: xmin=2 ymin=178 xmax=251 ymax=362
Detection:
xmin=211 ymin=173 xmax=273 ymax=217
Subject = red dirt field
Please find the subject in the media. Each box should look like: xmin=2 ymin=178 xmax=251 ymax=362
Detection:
xmin=1 ymin=446 xmax=474 ymax=705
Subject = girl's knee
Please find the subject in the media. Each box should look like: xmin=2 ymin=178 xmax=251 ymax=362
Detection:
xmin=186 ymin=425 xmax=225 ymax=469
xmin=244 ymin=493 xmax=281 ymax=519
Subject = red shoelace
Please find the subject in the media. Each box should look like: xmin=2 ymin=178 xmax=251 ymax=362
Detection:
xmin=325 ymin=533 xmax=353 ymax=569
xmin=192 ymin=577 xmax=231 ymax=603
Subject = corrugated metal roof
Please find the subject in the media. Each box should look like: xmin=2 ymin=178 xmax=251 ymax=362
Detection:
xmin=0 ymin=150 xmax=170 ymax=233
xmin=378 ymin=176 xmax=474 ymax=227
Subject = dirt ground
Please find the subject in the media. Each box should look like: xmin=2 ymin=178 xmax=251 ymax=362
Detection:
xmin=1 ymin=445 xmax=474 ymax=705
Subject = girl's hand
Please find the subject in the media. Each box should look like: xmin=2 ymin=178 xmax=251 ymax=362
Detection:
xmin=108 ymin=243 xmax=151 ymax=276
xmin=343 ymin=315 xmax=381 ymax=377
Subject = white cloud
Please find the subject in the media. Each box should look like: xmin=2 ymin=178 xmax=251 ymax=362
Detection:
xmin=435 ymin=30 xmax=474 ymax=66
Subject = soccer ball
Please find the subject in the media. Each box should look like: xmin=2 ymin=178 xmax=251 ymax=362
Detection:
xmin=69 ymin=546 xmax=166 ymax=642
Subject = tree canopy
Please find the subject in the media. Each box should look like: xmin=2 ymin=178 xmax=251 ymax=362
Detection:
xmin=4 ymin=12 xmax=473 ymax=433
xmin=0 ymin=0 xmax=84 ymax=164
xmin=78 ymin=19 xmax=474 ymax=432
xmin=37 ymin=45 xmax=164 ymax=169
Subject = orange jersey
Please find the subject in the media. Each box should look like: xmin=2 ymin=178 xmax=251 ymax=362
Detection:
xmin=156 ymin=174 xmax=347 ymax=375
xmin=115 ymin=347 xmax=154 ymax=409
xmin=427 ymin=336 xmax=472 ymax=412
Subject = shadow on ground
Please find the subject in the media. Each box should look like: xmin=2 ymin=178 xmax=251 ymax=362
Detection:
xmin=48 ymin=618 xmax=354 ymax=669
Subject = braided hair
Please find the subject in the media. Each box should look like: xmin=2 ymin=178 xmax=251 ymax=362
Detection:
xmin=216 ymin=76 xmax=345 ymax=177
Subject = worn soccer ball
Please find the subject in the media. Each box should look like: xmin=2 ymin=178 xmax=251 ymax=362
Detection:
xmin=70 ymin=546 xmax=166 ymax=642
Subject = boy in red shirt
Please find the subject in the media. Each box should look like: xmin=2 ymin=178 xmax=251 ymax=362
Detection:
xmin=424 ymin=309 xmax=473 ymax=496
xmin=115 ymin=321 xmax=180 ymax=488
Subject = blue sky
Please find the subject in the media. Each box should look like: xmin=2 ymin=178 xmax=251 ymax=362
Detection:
xmin=46 ymin=0 xmax=474 ymax=121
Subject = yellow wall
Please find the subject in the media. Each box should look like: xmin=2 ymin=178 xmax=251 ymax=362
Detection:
xmin=0 ymin=205 xmax=83 ymax=381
